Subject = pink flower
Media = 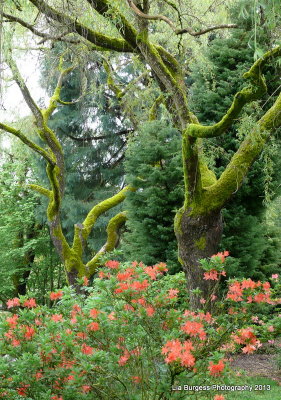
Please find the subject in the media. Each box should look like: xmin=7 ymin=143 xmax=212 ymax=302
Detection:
xmin=200 ymin=298 xmax=206 ymax=304
xmin=167 ymin=289 xmax=179 ymax=299
xmin=271 ymin=274 xmax=279 ymax=280
xmin=51 ymin=314 xmax=63 ymax=322
xmin=268 ymin=325 xmax=274 ymax=332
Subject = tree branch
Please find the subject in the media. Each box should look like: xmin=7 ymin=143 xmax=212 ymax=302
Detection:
xmin=28 ymin=0 xmax=134 ymax=52
xmin=29 ymin=184 xmax=52 ymax=198
xmin=200 ymin=90 xmax=281 ymax=213
xmin=66 ymin=129 xmax=133 ymax=142
xmin=2 ymin=13 xmax=80 ymax=44
xmin=72 ymin=186 xmax=134 ymax=252
xmin=127 ymin=0 xmax=238 ymax=36
xmin=175 ymin=24 xmax=238 ymax=36
xmin=7 ymin=55 xmax=43 ymax=124
xmin=186 ymin=46 xmax=281 ymax=138
xmin=0 ymin=123 xmax=55 ymax=165
xmin=86 ymin=211 xmax=127 ymax=275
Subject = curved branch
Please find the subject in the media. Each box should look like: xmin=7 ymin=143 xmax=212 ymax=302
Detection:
xmin=175 ymin=24 xmax=238 ymax=36
xmin=199 ymin=90 xmax=281 ymax=213
xmin=127 ymin=0 xmax=238 ymax=36
xmin=86 ymin=211 xmax=127 ymax=275
xmin=29 ymin=184 xmax=52 ymax=198
xmin=72 ymin=186 xmax=135 ymax=251
xmin=127 ymin=0 xmax=176 ymax=30
xmin=2 ymin=13 xmax=80 ymax=44
xmin=186 ymin=46 xmax=281 ymax=138
xmin=66 ymin=129 xmax=133 ymax=142
xmin=0 ymin=123 xmax=55 ymax=165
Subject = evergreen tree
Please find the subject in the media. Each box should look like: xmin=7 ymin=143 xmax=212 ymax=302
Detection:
xmin=123 ymin=121 xmax=184 ymax=273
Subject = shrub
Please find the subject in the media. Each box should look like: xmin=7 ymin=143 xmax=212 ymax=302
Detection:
xmin=0 ymin=258 xmax=279 ymax=399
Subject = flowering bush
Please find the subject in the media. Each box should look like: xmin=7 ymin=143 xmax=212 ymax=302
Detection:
xmin=0 ymin=257 xmax=280 ymax=399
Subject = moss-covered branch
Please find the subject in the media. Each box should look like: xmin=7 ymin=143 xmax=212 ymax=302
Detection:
xmin=72 ymin=186 xmax=134 ymax=253
xmin=0 ymin=123 xmax=55 ymax=165
xmin=28 ymin=0 xmax=134 ymax=52
xmin=186 ymin=46 xmax=281 ymax=139
xmin=86 ymin=211 xmax=127 ymax=275
xmin=198 ymin=91 xmax=281 ymax=213
xmin=149 ymin=94 xmax=165 ymax=121
xmin=29 ymin=184 xmax=52 ymax=198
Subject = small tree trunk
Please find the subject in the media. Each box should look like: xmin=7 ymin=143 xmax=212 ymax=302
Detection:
xmin=175 ymin=208 xmax=223 ymax=310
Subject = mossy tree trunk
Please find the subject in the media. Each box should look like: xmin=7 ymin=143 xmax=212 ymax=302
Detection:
xmin=2 ymin=0 xmax=281 ymax=306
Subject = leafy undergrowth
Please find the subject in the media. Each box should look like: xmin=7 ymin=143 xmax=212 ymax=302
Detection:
xmin=0 ymin=255 xmax=280 ymax=399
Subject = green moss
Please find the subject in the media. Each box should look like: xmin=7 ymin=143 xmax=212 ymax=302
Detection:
xmin=195 ymin=236 xmax=206 ymax=250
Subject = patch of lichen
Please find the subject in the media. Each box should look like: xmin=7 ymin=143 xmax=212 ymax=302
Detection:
xmin=195 ymin=236 xmax=207 ymax=250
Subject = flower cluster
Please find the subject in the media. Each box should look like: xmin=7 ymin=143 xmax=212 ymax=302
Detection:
xmin=0 ymin=257 xmax=279 ymax=399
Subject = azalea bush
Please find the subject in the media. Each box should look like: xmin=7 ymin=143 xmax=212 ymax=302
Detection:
xmin=0 ymin=256 xmax=280 ymax=400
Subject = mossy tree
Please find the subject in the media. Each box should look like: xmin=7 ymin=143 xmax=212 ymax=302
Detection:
xmin=0 ymin=54 xmax=133 ymax=288
xmin=1 ymin=0 xmax=281 ymax=307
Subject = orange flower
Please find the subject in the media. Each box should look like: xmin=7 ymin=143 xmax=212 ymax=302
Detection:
xmin=131 ymin=376 xmax=142 ymax=383
xmin=208 ymin=359 xmax=225 ymax=376
xmin=23 ymin=298 xmax=37 ymax=308
xmin=167 ymin=289 xmax=179 ymax=299
xmin=83 ymin=276 xmax=89 ymax=286
xmin=6 ymin=314 xmax=19 ymax=328
xmin=203 ymin=270 xmax=219 ymax=280
xmin=105 ymin=260 xmax=120 ymax=269
xmin=50 ymin=291 xmax=63 ymax=301
xmin=145 ymin=305 xmax=155 ymax=317
xmin=81 ymin=344 xmax=94 ymax=355
xmin=181 ymin=320 xmax=206 ymax=340
xmin=211 ymin=251 xmax=229 ymax=262
xmin=6 ymin=297 xmax=20 ymax=308
xmin=24 ymin=326 xmax=36 ymax=339
xmin=89 ymin=308 xmax=100 ymax=319
xmin=214 ymin=395 xmax=225 ymax=400
xmin=87 ymin=322 xmax=100 ymax=331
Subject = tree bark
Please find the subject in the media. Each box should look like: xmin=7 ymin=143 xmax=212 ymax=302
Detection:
xmin=175 ymin=208 xmax=223 ymax=309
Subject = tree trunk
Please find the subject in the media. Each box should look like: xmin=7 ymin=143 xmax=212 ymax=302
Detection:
xmin=175 ymin=208 xmax=223 ymax=310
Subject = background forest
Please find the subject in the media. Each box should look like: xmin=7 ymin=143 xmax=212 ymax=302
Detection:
xmin=0 ymin=0 xmax=280 ymax=399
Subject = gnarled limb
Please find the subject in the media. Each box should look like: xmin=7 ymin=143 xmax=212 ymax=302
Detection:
xmin=0 ymin=123 xmax=55 ymax=165
xmin=72 ymin=186 xmax=134 ymax=253
xmin=199 ymin=91 xmax=281 ymax=213
xmin=185 ymin=46 xmax=281 ymax=139
xmin=86 ymin=211 xmax=127 ymax=275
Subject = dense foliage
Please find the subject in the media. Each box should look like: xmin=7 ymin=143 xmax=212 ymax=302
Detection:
xmin=0 ymin=255 xmax=280 ymax=399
